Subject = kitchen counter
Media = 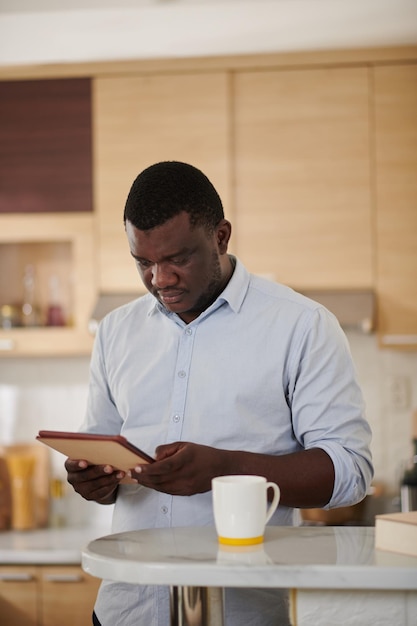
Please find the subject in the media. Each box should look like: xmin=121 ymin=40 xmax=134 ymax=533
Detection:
xmin=0 ymin=525 xmax=110 ymax=564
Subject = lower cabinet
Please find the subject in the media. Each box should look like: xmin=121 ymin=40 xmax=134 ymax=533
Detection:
xmin=0 ymin=566 xmax=38 ymax=626
xmin=0 ymin=565 xmax=101 ymax=626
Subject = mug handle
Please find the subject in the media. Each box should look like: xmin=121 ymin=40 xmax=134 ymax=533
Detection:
xmin=265 ymin=482 xmax=280 ymax=523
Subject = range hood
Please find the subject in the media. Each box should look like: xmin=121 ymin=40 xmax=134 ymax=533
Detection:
xmin=89 ymin=288 xmax=375 ymax=334
xmin=88 ymin=292 xmax=144 ymax=335
xmin=301 ymin=289 xmax=375 ymax=333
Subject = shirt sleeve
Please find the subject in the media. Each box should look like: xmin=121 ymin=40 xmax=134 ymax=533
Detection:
xmin=288 ymin=307 xmax=374 ymax=509
xmin=79 ymin=317 xmax=124 ymax=435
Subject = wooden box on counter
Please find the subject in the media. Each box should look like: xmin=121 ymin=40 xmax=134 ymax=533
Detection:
xmin=0 ymin=443 xmax=50 ymax=531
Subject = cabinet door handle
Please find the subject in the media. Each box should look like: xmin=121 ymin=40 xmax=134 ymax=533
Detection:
xmin=44 ymin=573 xmax=83 ymax=583
xmin=0 ymin=573 xmax=34 ymax=581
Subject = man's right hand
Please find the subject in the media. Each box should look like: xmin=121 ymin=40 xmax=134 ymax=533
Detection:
xmin=65 ymin=458 xmax=125 ymax=504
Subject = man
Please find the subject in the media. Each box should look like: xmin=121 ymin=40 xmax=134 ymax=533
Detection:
xmin=66 ymin=161 xmax=373 ymax=625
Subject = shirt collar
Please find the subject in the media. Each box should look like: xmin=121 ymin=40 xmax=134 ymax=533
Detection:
xmin=214 ymin=255 xmax=250 ymax=314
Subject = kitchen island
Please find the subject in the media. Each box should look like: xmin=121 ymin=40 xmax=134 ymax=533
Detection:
xmin=82 ymin=525 xmax=417 ymax=626
xmin=1 ymin=525 xmax=416 ymax=625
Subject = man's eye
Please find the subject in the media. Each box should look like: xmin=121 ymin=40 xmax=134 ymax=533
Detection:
xmin=171 ymin=256 xmax=189 ymax=266
xmin=137 ymin=259 xmax=151 ymax=269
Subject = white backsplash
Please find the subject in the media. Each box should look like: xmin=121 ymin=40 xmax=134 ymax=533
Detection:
xmin=0 ymin=357 xmax=113 ymax=530
xmin=0 ymin=334 xmax=416 ymax=526
xmin=346 ymin=331 xmax=417 ymax=491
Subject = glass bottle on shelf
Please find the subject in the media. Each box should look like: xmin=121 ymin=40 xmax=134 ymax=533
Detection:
xmin=21 ymin=264 xmax=41 ymax=327
xmin=46 ymin=275 xmax=66 ymax=327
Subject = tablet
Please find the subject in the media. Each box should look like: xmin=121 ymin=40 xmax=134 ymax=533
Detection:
xmin=36 ymin=430 xmax=155 ymax=482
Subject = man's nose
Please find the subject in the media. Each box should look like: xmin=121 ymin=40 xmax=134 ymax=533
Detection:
xmin=151 ymin=264 xmax=177 ymax=288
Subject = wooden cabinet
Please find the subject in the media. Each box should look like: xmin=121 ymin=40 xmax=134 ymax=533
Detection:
xmin=0 ymin=48 xmax=416 ymax=352
xmin=40 ymin=566 xmax=100 ymax=626
xmin=233 ymin=66 xmax=373 ymax=290
xmin=373 ymin=63 xmax=417 ymax=348
xmin=0 ymin=565 xmax=100 ymax=626
xmin=0 ymin=566 xmax=38 ymax=626
xmin=0 ymin=78 xmax=92 ymax=215
xmin=93 ymin=71 xmax=232 ymax=293
xmin=0 ymin=214 xmax=96 ymax=356
xmin=0 ymin=77 xmax=97 ymax=357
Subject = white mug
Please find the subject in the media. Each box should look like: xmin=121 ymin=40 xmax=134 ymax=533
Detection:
xmin=212 ymin=475 xmax=280 ymax=546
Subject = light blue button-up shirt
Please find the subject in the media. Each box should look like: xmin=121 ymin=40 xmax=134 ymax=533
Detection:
xmin=82 ymin=257 xmax=373 ymax=625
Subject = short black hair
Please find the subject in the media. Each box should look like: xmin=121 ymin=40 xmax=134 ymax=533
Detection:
xmin=123 ymin=161 xmax=224 ymax=232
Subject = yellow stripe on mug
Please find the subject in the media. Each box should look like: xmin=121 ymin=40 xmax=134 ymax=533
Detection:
xmin=218 ymin=535 xmax=264 ymax=546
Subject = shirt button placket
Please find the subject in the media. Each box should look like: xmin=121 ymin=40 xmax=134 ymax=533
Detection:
xmin=170 ymin=326 xmax=194 ymax=438
xmin=161 ymin=325 xmax=194 ymax=526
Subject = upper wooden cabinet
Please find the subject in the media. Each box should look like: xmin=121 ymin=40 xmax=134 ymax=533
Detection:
xmin=232 ymin=67 xmax=373 ymax=290
xmin=93 ymin=72 xmax=232 ymax=293
xmin=373 ymin=63 xmax=417 ymax=347
xmin=0 ymin=48 xmax=416 ymax=354
xmin=0 ymin=78 xmax=95 ymax=357
xmin=0 ymin=78 xmax=92 ymax=214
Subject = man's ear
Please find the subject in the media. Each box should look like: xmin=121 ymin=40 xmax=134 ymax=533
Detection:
xmin=216 ymin=219 xmax=232 ymax=253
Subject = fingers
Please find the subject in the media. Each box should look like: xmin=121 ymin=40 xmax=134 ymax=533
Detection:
xmin=65 ymin=457 xmax=124 ymax=503
xmin=129 ymin=443 xmax=184 ymax=480
xmin=64 ymin=457 xmax=88 ymax=472
xmin=129 ymin=442 xmax=210 ymax=496
xmin=154 ymin=441 xmax=184 ymax=461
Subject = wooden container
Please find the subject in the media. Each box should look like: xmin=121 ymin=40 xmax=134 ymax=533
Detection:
xmin=0 ymin=443 xmax=50 ymax=528
xmin=6 ymin=453 xmax=36 ymax=530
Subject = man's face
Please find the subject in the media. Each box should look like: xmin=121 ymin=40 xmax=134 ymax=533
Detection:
xmin=125 ymin=211 xmax=232 ymax=323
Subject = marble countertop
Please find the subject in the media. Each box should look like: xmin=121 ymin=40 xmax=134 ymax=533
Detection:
xmin=0 ymin=526 xmax=110 ymax=565
xmin=83 ymin=526 xmax=417 ymax=591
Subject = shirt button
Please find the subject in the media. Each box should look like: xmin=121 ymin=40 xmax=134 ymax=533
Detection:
xmin=178 ymin=370 xmax=186 ymax=378
xmin=185 ymin=328 xmax=192 ymax=335
xmin=173 ymin=414 xmax=181 ymax=423
xmin=161 ymin=506 xmax=168 ymax=514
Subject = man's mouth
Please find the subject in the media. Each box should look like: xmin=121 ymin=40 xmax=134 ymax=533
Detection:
xmin=157 ymin=290 xmax=185 ymax=305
